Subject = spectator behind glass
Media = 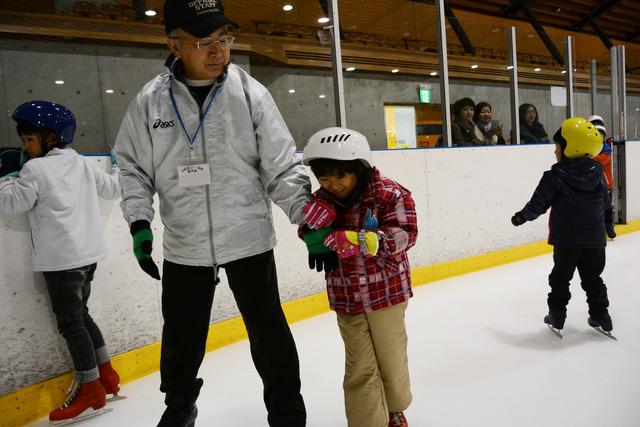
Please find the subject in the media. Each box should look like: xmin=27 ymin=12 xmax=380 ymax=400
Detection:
xmin=451 ymin=97 xmax=484 ymax=146
xmin=518 ymin=103 xmax=549 ymax=144
xmin=473 ymin=102 xmax=506 ymax=145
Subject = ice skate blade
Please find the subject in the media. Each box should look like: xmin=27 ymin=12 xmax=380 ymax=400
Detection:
xmin=49 ymin=407 xmax=113 ymax=426
xmin=106 ymin=393 xmax=127 ymax=402
xmin=547 ymin=324 xmax=563 ymax=339
xmin=591 ymin=326 xmax=617 ymax=341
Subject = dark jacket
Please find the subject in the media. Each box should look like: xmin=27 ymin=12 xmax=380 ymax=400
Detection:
xmin=0 ymin=148 xmax=22 ymax=177
xmin=452 ymin=118 xmax=484 ymax=146
xmin=522 ymin=157 xmax=608 ymax=248
xmin=519 ymin=121 xmax=548 ymax=144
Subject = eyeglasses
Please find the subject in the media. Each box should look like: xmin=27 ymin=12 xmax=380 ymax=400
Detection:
xmin=171 ymin=35 xmax=235 ymax=50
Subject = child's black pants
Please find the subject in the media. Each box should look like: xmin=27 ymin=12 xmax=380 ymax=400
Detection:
xmin=548 ymin=246 xmax=610 ymax=318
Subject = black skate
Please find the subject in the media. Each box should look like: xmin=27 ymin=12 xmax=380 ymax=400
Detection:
xmin=544 ymin=311 xmax=566 ymax=339
xmin=157 ymin=404 xmax=197 ymax=427
xmin=157 ymin=378 xmax=202 ymax=427
xmin=588 ymin=316 xmax=617 ymax=341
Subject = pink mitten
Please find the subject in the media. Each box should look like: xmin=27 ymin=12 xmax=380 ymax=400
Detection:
xmin=303 ymin=198 xmax=337 ymax=229
xmin=323 ymin=230 xmax=361 ymax=258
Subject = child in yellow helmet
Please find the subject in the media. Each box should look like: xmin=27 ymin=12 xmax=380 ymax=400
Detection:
xmin=511 ymin=117 xmax=615 ymax=339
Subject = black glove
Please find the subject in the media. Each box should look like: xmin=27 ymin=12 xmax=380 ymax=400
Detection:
xmin=308 ymin=252 xmax=339 ymax=273
xmin=131 ymin=220 xmax=161 ymax=280
xmin=511 ymin=211 xmax=526 ymax=226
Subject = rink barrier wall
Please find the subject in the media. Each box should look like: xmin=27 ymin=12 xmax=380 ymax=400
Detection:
xmin=2 ymin=144 xmax=640 ymax=426
xmin=2 ymin=222 xmax=640 ymax=427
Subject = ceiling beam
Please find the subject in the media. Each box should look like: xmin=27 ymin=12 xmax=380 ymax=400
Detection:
xmin=518 ymin=0 xmax=564 ymax=65
xmin=444 ymin=1 xmax=476 ymax=55
xmin=588 ymin=15 xmax=613 ymax=49
xmin=624 ymin=26 xmax=640 ymax=41
xmin=502 ymin=0 xmax=533 ymax=18
xmin=570 ymin=0 xmax=621 ymax=31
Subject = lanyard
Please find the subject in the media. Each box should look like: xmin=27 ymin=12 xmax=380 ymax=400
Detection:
xmin=169 ymin=80 xmax=222 ymax=157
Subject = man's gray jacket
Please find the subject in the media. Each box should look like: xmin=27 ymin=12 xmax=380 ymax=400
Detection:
xmin=115 ymin=63 xmax=311 ymax=266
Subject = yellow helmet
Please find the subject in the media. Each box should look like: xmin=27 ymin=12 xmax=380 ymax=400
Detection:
xmin=556 ymin=117 xmax=603 ymax=159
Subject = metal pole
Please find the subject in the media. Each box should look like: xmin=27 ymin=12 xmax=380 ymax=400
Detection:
xmin=610 ymin=47 xmax=619 ymax=141
xmin=590 ymin=59 xmax=597 ymax=115
xmin=436 ymin=0 xmax=452 ymax=147
xmin=508 ymin=27 xmax=520 ymax=145
xmin=328 ymin=0 xmax=346 ymax=127
xmin=618 ymin=46 xmax=626 ymax=139
xmin=564 ymin=36 xmax=574 ymax=118
xmin=616 ymin=45 xmax=627 ymax=223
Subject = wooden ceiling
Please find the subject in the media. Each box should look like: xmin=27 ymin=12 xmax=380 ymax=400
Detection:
xmin=445 ymin=0 xmax=640 ymax=43
xmin=1 ymin=0 xmax=639 ymax=72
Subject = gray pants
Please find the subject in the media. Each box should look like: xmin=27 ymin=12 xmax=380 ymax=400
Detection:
xmin=43 ymin=263 xmax=110 ymax=383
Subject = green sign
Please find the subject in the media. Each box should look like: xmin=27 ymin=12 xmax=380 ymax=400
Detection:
xmin=419 ymin=87 xmax=431 ymax=103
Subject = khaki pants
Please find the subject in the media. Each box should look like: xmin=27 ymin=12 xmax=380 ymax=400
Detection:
xmin=336 ymin=302 xmax=412 ymax=427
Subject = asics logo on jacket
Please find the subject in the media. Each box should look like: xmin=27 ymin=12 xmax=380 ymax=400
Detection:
xmin=153 ymin=118 xmax=175 ymax=129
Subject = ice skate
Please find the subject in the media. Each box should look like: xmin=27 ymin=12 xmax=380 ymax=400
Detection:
xmin=157 ymin=404 xmax=198 ymax=427
xmin=388 ymin=411 xmax=409 ymax=427
xmin=544 ymin=312 xmax=565 ymax=339
xmin=588 ymin=316 xmax=617 ymax=341
xmin=157 ymin=378 xmax=203 ymax=427
xmin=99 ymin=361 xmax=126 ymax=402
xmin=49 ymin=379 xmax=112 ymax=426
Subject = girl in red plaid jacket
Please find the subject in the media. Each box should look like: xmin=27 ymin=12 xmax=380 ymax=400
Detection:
xmin=301 ymin=127 xmax=418 ymax=427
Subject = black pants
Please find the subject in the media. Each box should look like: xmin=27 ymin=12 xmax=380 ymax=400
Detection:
xmin=548 ymin=247 xmax=610 ymax=318
xmin=43 ymin=263 xmax=106 ymax=381
xmin=160 ymin=250 xmax=306 ymax=426
xmin=605 ymin=190 xmax=614 ymax=225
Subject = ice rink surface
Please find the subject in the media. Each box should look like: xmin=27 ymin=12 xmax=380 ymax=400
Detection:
xmin=29 ymin=232 xmax=640 ymax=427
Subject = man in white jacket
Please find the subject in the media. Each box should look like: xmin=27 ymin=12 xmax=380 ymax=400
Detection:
xmin=0 ymin=101 xmax=122 ymax=425
xmin=115 ymin=1 xmax=335 ymax=426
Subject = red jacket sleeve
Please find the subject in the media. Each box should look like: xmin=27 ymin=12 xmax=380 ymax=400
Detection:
xmin=376 ymin=188 xmax=418 ymax=257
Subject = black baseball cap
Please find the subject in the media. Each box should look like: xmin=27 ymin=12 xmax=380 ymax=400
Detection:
xmin=164 ymin=0 xmax=237 ymax=38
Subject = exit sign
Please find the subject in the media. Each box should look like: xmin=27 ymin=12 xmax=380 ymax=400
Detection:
xmin=419 ymin=86 xmax=431 ymax=103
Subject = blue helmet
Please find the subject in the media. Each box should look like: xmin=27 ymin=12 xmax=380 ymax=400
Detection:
xmin=12 ymin=101 xmax=76 ymax=144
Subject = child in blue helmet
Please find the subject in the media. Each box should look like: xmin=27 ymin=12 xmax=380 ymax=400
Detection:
xmin=0 ymin=101 xmax=123 ymax=424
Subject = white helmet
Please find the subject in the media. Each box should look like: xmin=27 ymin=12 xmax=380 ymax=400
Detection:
xmin=587 ymin=115 xmax=604 ymax=125
xmin=595 ymin=124 xmax=607 ymax=137
xmin=303 ymin=127 xmax=372 ymax=168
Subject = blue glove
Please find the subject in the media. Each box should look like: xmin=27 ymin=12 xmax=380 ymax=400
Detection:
xmin=363 ymin=209 xmax=378 ymax=230
xmin=109 ymin=146 xmax=118 ymax=167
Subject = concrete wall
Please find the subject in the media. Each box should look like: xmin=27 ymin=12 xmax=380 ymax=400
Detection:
xmin=2 ymin=144 xmax=639 ymax=396
xmin=252 ymin=65 xmax=640 ymax=149
xmin=0 ymin=39 xmax=249 ymax=154
xmin=2 ymin=38 xmax=640 ymax=155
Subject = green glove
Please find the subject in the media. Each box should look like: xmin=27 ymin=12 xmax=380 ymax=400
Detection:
xmin=303 ymin=227 xmax=339 ymax=273
xmin=131 ymin=221 xmax=160 ymax=280
xmin=303 ymin=227 xmax=334 ymax=254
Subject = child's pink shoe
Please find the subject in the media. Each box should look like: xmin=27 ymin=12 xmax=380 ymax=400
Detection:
xmin=388 ymin=411 xmax=408 ymax=427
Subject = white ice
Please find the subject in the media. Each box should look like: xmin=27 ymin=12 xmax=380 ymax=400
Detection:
xmin=28 ymin=232 xmax=640 ymax=427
